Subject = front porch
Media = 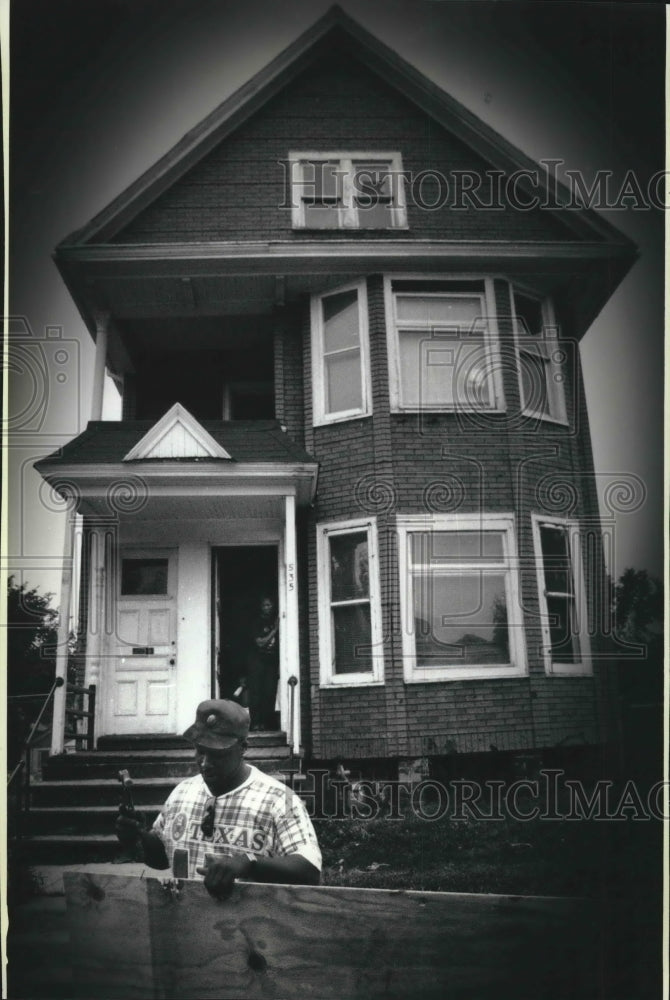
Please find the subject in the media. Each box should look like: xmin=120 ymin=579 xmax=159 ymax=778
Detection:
xmin=35 ymin=412 xmax=318 ymax=758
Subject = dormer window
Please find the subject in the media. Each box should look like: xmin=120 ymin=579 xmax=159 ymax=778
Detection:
xmin=289 ymin=151 xmax=407 ymax=229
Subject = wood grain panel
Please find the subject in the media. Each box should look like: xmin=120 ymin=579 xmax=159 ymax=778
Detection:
xmin=65 ymin=873 xmax=600 ymax=1000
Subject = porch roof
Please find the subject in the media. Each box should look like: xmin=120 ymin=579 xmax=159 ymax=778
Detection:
xmin=36 ymin=420 xmax=315 ymax=467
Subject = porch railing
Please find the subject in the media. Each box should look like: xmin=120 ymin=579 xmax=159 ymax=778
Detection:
xmin=7 ymin=676 xmax=65 ymax=840
xmin=287 ymin=674 xmax=298 ymax=762
xmin=7 ymin=678 xmax=97 ymax=841
xmin=65 ymin=682 xmax=97 ymax=749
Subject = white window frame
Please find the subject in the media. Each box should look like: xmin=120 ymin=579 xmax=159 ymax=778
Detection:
xmin=512 ymin=286 xmax=568 ymax=424
xmin=384 ymin=275 xmax=506 ymax=413
xmin=289 ymin=151 xmax=407 ymax=230
xmin=317 ymin=517 xmax=384 ymax=687
xmin=311 ymin=280 xmax=372 ymax=425
xmin=531 ymin=514 xmax=592 ymax=676
xmin=397 ymin=513 xmax=526 ymax=682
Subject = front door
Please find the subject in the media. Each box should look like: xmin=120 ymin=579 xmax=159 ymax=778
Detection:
xmin=213 ymin=546 xmax=279 ymax=729
xmin=109 ymin=549 xmax=177 ymax=735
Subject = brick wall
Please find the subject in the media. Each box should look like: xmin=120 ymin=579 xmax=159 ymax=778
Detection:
xmin=294 ymin=275 xmax=614 ymax=761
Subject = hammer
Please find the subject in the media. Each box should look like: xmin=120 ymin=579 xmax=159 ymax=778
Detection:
xmin=118 ymin=769 xmax=135 ymax=812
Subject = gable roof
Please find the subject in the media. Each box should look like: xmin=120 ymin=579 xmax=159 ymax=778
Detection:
xmin=123 ymin=403 xmax=232 ymax=461
xmin=59 ymin=5 xmax=628 ymax=249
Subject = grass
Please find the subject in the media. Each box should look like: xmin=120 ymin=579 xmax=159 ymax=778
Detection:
xmin=314 ymin=794 xmax=661 ymax=898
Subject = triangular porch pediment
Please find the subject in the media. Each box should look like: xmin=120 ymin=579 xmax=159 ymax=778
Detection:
xmin=123 ymin=403 xmax=232 ymax=461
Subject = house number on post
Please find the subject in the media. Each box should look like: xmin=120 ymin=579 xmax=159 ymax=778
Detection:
xmin=288 ymin=563 xmax=295 ymax=592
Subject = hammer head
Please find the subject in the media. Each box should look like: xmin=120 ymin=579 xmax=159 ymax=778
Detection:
xmin=118 ymin=769 xmax=133 ymax=787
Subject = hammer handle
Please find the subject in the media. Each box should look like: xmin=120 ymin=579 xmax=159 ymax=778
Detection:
xmin=118 ymin=769 xmax=135 ymax=811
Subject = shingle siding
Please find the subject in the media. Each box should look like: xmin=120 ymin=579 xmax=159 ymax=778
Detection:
xmin=296 ymin=272 xmax=613 ymax=762
xmin=114 ymin=46 xmax=574 ymax=246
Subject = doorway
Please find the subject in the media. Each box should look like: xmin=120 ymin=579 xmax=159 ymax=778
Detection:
xmin=213 ymin=546 xmax=279 ymax=726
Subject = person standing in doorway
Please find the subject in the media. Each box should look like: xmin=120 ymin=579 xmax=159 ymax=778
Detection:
xmin=247 ymin=596 xmax=279 ymax=731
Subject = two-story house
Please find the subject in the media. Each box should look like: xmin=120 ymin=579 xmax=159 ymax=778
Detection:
xmin=37 ymin=6 xmax=636 ymax=779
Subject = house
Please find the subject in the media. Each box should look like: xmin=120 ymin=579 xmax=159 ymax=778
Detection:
xmin=36 ymin=6 xmax=636 ymax=782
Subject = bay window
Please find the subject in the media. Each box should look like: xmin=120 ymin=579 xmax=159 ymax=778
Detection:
xmin=513 ymin=289 xmax=567 ymax=423
xmin=532 ymin=515 xmax=591 ymax=674
xmin=311 ymin=281 xmax=371 ymax=424
xmin=317 ymin=518 xmax=383 ymax=685
xmin=385 ymin=277 xmax=504 ymax=411
xmin=397 ymin=514 xmax=526 ymax=681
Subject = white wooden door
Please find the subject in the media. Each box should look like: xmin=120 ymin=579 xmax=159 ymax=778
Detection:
xmin=110 ymin=550 xmax=177 ymax=735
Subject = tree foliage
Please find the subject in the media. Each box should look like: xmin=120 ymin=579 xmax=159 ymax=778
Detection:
xmin=612 ymin=568 xmax=663 ymax=648
xmin=6 ymin=575 xmax=60 ymax=696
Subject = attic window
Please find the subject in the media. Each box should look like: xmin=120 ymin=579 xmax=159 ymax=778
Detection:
xmin=289 ymin=151 xmax=407 ymax=229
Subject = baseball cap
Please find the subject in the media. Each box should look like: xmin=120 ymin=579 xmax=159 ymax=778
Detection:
xmin=183 ymin=700 xmax=250 ymax=749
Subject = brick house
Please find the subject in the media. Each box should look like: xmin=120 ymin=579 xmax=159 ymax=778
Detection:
xmin=37 ymin=6 xmax=636 ymax=777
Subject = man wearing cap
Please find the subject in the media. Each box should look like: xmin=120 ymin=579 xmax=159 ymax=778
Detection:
xmin=116 ymin=700 xmax=321 ymax=898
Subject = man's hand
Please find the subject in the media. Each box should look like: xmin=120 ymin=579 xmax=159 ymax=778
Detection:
xmin=115 ymin=804 xmax=146 ymax=846
xmin=196 ymin=854 xmax=254 ymax=900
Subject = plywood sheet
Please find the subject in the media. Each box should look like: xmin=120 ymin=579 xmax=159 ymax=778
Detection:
xmin=64 ymin=872 xmax=599 ymax=1000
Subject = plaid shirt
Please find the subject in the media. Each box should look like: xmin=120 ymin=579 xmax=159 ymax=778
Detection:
xmin=152 ymin=766 xmax=321 ymax=879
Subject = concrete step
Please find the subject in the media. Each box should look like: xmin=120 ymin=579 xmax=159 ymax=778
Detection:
xmin=98 ymin=730 xmax=288 ymax=750
xmin=24 ymin=834 xmax=129 ymax=865
xmin=32 ymin=766 xmax=305 ymax=808
xmin=31 ymin=775 xmax=182 ymax=808
xmin=43 ymin=744 xmax=295 ymax=780
xmin=28 ymin=805 xmax=162 ymax=836
xmin=21 ymin=743 xmax=305 ymax=862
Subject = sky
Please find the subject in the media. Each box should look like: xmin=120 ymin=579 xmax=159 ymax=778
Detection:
xmin=5 ymin=0 xmax=665 ymax=607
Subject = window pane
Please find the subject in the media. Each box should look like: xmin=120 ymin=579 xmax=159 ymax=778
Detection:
xmin=546 ymin=594 xmax=580 ymax=663
xmin=322 ymin=290 xmax=359 ymax=352
xmin=396 ymin=295 xmax=482 ymax=326
xmin=399 ymin=332 xmax=490 ymax=407
xmin=352 ymin=163 xmax=396 ymax=227
xmin=514 ymin=293 xmax=544 ymax=336
xmin=411 ymin=530 xmax=504 ymax=563
xmin=520 ymin=349 xmax=550 ymax=415
xmin=540 ymin=524 xmax=569 ymax=561
xmin=121 ymin=559 xmax=168 ymax=596
xmin=413 ymin=572 xmax=510 ymax=665
xmin=325 ymin=350 xmax=362 ymax=413
xmin=332 ymin=603 xmax=372 ymax=673
xmin=330 ymin=533 xmax=369 ymax=601
xmin=303 ymin=203 xmax=340 ymax=228
xmin=303 ymin=161 xmax=340 ymax=200
xmin=356 ymin=200 xmax=394 ymax=228
xmin=353 ymin=162 xmax=392 ymax=200
xmin=540 ymin=525 xmax=573 ymax=593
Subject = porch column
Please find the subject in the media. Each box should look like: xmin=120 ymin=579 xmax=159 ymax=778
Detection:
xmin=50 ymin=510 xmax=78 ymax=755
xmin=83 ymin=520 xmax=114 ymax=745
xmin=284 ymin=494 xmax=301 ymax=755
xmin=90 ymin=312 xmax=110 ymax=421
